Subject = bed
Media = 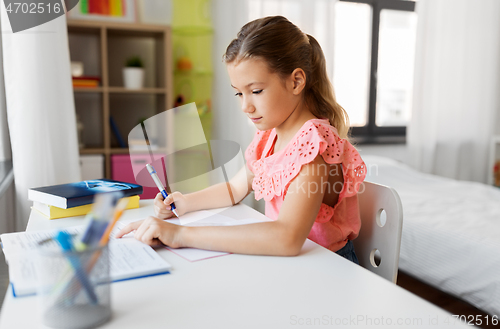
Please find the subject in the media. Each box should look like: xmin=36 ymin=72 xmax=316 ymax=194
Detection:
xmin=362 ymin=155 xmax=500 ymax=316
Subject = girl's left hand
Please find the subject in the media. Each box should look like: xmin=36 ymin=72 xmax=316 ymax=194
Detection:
xmin=115 ymin=216 xmax=184 ymax=248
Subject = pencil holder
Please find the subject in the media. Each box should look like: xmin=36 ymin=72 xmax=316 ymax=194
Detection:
xmin=35 ymin=239 xmax=112 ymax=329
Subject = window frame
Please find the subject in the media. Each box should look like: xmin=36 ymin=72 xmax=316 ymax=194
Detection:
xmin=339 ymin=0 xmax=416 ymax=144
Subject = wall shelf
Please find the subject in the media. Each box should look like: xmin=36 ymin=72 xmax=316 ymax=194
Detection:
xmin=68 ymin=19 xmax=173 ymax=179
xmin=108 ymin=87 xmax=167 ymax=94
xmin=109 ymin=148 xmax=131 ymax=154
xmin=79 ymin=148 xmax=106 ymax=154
xmin=74 ymin=87 xmax=104 ymax=93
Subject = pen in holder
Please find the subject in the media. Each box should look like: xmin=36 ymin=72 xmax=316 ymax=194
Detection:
xmin=35 ymin=236 xmax=112 ymax=329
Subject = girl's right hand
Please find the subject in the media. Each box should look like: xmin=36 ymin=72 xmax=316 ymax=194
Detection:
xmin=154 ymin=191 xmax=188 ymax=219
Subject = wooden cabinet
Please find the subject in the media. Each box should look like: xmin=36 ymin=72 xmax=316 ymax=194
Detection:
xmin=67 ymin=19 xmax=173 ymax=179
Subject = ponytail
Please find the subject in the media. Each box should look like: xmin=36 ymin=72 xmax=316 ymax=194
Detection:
xmin=306 ymin=35 xmax=350 ymax=139
xmin=224 ymin=16 xmax=350 ymax=139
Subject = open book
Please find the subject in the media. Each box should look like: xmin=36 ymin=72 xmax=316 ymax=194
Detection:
xmin=0 ymin=224 xmax=172 ymax=297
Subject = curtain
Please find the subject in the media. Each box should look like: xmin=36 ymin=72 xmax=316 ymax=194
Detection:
xmin=0 ymin=23 xmax=10 ymax=162
xmin=408 ymin=0 xmax=500 ymax=183
xmin=212 ymin=0 xmax=337 ymax=212
xmin=212 ymin=0 xmax=255 ymax=208
xmin=0 ymin=10 xmax=81 ymax=230
xmin=212 ymin=0 xmax=252 ymax=149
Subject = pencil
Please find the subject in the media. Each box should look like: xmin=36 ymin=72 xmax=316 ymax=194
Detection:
xmin=99 ymin=198 xmax=129 ymax=246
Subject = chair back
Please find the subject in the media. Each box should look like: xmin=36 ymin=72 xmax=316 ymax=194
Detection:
xmin=353 ymin=181 xmax=403 ymax=283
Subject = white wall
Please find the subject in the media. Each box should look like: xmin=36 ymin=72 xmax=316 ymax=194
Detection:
xmin=357 ymin=144 xmax=409 ymax=164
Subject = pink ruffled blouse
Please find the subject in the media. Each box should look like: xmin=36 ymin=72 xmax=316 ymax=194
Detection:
xmin=245 ymin=118 xmax=367 ymax=252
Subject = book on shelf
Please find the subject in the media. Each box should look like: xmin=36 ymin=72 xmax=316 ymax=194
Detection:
xmin=80 ymin=0 xmax=88 ymax=13
xmin=28 ymin=179 xmax=143 ymax=209
xmin=72 ymin=76 xmax=101 ymax=88
xmin=32 ymin=195 xmax=140 ymax=220
xmin=73 ymin=81 xmax=99 ymax=88
xmin=110 ymin=116 xmax=127 ymax=148
xmin=89 ymin=0 xmax=110 ymax=15
xmin=128 ymin=138 xmax=159 ymax=151
xmin=0 ymin=222 xmax=172 ymax=297
xmin=71 ymin=0 xmax=124 ymax=17
xmin=110 ymin=0 xmax=123 ymax=16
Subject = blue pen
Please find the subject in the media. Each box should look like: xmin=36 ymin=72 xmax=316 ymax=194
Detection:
xmin=55 ymin=231 xmax=98 ymax=304
xmin=146 ymin=163 xmax=179 ymax=217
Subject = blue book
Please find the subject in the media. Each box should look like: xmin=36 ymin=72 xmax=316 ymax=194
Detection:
xmin=28 ymin=179 xmax=143 ymax=209
xmin=109 ymin=116 xmax=127 ymax=148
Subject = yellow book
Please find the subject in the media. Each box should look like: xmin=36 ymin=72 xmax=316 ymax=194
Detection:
xmin=110 ymin=0 xmax=122 ymax=16
xmin=32 ymin=195 xmax=140 ymax=220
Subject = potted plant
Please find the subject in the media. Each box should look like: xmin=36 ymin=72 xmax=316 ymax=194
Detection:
xmin=123 ymin=56 xmax=144 ymax=89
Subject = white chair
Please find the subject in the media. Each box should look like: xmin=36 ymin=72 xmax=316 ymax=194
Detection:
xmin=353 ymin=181 xmax=403 ymax=284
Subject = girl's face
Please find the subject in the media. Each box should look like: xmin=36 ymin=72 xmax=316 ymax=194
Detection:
xmin=227 ymin=58 xmax=301 ymax=131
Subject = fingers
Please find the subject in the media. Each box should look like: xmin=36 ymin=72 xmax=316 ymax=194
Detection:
xmin=154 ymin=192 xmax=174 ymax=206
xmin=154 ymin=193 xmax=176 ymax=219
xmin=141 ymin=226 xmax=163 ymax=246
xmin=118 ymin=216 xmax=179 ymax=247
xmin=115 ymin=219 xmax=144 ymax=238
xmin=163 ymin=194 xmax=174 ymax=205
xmin=133 ymin=217 xmax=164 ymax=246
xmin=154 ymin=192 xmax=164 ymax=203
xmin=133 ymin=218 xmax=151 ymax=241
xmin=154 ymin=204 xmax=174 ymax=219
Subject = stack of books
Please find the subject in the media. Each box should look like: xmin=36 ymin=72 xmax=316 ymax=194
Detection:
xmin=72 ymin=76 xmax=101 ymax=88
xmin=80 ymin=0 xmax=125 ymax=16
xmin=28 ymin=179 xmax=143 ymax=219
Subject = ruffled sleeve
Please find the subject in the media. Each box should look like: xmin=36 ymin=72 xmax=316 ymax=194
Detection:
xmin=252 ymin=119 xmax=366 ymax=203
xmin=244 ymin=129 xmax=272 ymax=173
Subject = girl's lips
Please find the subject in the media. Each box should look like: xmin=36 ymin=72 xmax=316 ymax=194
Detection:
xmin=250 ymin=117 xmax=262 ymax=122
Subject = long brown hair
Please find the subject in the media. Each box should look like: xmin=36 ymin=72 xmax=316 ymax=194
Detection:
xmin=223 ymin=16 xmax=350 ymax=139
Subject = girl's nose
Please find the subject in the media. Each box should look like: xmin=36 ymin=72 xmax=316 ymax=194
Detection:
xmin=241 ymin=97 xmax=255 ymax=113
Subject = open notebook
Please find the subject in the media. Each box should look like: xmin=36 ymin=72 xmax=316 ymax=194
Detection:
xmin=0 ymin=225 xmax=172 ymax=297
xmin=164 ymin=211 xmax=266 ymax=262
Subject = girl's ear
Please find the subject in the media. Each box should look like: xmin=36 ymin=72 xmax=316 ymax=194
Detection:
xmin=290 ymin=68 xmax=306 ymax=95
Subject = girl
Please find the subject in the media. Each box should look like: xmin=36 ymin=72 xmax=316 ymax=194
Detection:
xmin=116 ymin=16 xmax=366 ymax=263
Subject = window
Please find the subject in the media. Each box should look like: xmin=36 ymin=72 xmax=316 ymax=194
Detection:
xmin=333 ymin=0 xmax=417 ymax=143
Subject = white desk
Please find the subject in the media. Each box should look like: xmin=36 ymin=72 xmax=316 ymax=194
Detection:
xmin=1 ymin=201 xmax=470 ymax=328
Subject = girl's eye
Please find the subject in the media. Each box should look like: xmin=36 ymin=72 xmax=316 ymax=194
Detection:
xmin=252 ymin=90 xmax=263 ymax=94
xmin=234 ymin=92 xmax=242 ymax=97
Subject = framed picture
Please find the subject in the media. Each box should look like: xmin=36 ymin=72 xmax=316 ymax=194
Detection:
xmin=67 ymin=0 xmax=137 ymax=23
